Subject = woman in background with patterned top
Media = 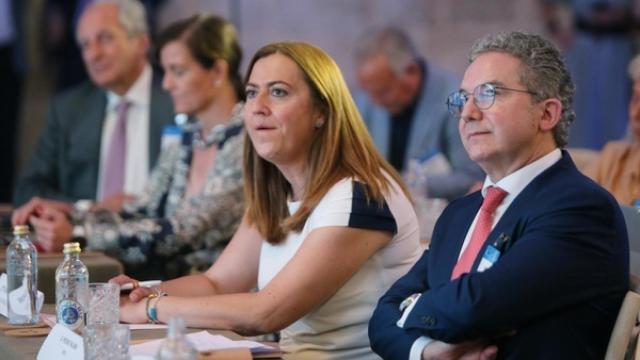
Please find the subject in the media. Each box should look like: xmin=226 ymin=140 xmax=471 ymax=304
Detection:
xmin=21 ymin=14 xmax=245 ymax=279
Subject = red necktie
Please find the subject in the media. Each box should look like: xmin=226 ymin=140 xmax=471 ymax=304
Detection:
xmin=451 ymin=186 xmax=508 ymax=280
xmin=101 ymin=100 xmax=130 ymax=200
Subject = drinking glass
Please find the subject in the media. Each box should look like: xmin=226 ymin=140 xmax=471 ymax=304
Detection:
xmin=83 ymin=323 xmax=129 ymax=360
xmin=87 ymin=282 xmax=119 ymax=325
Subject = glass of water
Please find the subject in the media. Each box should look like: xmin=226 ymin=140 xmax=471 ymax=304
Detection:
xmin=87 ymin=282 xmax=119 ymax=325
xmin=84 ymin=323 xmax=129 ymax=360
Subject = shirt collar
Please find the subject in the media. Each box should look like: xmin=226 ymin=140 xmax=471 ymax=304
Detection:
xmin=481 ymin=148 xmax=562 ymax=200
xmin=106 ymin=63 xmax=152 ymax=109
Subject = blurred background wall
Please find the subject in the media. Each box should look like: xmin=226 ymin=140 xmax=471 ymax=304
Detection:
xmin=155 ymin=0 xmax=544 ymax=86
xmin=16 ymin=0 xmax=628 ymax=204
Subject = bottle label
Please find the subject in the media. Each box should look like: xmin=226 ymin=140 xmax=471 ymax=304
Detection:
xmin=57 ymin=300 xmax=84 ymax=329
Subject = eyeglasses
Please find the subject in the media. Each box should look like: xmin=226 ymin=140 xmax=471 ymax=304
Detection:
xmin=446 ymin=82 xmax=536 ymax=117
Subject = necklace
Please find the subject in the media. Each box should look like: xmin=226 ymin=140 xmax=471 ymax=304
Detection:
xmin=191 ymin=123 xmax=227 ymax=149
xmin=175 ymin=103 xmax=244 ymax=150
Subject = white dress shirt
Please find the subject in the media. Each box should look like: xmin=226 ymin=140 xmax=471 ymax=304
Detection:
xmin=96 ymin=64 xmax=152 ymax=200
xmin=406 ymin=148 xmax=562 ymax=360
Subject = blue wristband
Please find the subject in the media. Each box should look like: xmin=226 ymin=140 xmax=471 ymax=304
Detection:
xmin=145 ymin=291 xmax=167 ymax=324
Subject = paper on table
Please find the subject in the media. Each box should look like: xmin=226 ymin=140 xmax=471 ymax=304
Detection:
xmin=129 ymin=331 xmax=278 ymax=356
xmin=128 ymin=323 xmax=168 ymax=330
xmin=233 ymin=340 xmax=281 ymax=355
xmin=0 ymin=273 xmax=44 ymax=318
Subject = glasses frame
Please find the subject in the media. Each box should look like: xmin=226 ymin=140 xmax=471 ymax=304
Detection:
xmin=446 ymin=82 xmax=537 ymax=117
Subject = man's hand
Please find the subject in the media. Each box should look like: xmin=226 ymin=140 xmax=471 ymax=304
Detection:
xmin=28 ymin=206 xmax=73 ymax=252
xmin=422 ymin=340 xmax=498 ymax=360
xmin=12 ymin=197 xmax=72 ymax=226
xmin=93 ymin=192 xmax=135 ymax=212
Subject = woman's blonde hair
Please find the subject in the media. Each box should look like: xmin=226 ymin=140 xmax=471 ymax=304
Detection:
xmin=243 ymin=41 xmax=410 ymax=244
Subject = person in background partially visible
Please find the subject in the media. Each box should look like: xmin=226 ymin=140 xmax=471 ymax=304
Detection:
xmin=540 ymin=0 xmax=634 ymax=149
xmin=111 ymin=41 xmax=422 ymax=359
xmin=13 ymin=0 xmax=174 ymax=213
xmin=44 ymin=0 xmax=168 ymax=91
xmin=14 ymin=13 xmax=246 ymax=280
xmin=584 ymin=53 xmax=640 ymax=206
xmin=353 ymin=26 xmax=484 ymax=201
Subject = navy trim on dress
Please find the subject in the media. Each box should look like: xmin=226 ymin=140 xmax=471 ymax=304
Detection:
xmin=348 ymin=182 xmax=397 ymax=234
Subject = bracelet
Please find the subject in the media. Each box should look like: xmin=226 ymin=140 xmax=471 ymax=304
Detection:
xmin=145 ymin=291 xmax=168 ymax=324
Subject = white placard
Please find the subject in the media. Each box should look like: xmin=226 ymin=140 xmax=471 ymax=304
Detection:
xmin=37 ymin=324 xmax=84 ymax=360
xmin=0 ymin=273 xmax=44 ymax=318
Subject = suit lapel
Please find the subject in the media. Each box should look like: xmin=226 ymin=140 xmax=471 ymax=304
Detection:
xmin=468 ymin=151 xmax=576 ymax=271
xmin=468 ymin=187 xmax=532 ymax=273
xmin=75 ymin=88 xmax=106 ymax=200
xmin=434 ymin=193 xmax=482 ymax=282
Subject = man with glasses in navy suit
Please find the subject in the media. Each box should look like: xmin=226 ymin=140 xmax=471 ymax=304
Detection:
xmin=369 ymin=31 xmax=629 ymax=360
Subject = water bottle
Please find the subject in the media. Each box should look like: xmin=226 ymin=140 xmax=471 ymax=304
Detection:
xmin=157 ymin=317 xmax=197 ymax=360
xmin=7 ymin=225 xmax=39 ymax=325
xmin=55 ymin=242 xmax=89 ymax=332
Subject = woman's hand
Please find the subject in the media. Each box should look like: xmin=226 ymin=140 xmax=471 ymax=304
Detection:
xmin=109 ymin=274 xmax=156 ymax=302
xmin=119 ymin=294 xmax=149 ymax=324
xmin=111 ymin=274 xmax=158 ymax=324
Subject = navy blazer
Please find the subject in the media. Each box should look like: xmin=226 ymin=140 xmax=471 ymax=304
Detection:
xmin=369 ymin=151 xmax=629 ymax=359
xmin=14 ymin=73 xmax=174 ymax=206
xmin=355 ymin=60 xmax=484 ymax=200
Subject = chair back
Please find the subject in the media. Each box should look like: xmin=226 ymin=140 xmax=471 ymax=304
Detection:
xmin=605 ymin=291 xmax=640 ymax=360
xmin=622 ymin=205 xmax=640 ymax=277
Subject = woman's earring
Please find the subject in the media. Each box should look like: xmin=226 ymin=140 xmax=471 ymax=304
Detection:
xmin=315 ymin=122 xmax=324 ymax=129
xmin=214 ymin=79 xmax=221 ymax=87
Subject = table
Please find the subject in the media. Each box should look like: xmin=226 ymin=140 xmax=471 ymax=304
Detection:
xmin=0 ymin=250 xmax=124 ymax=303
xmin=0 ymin=305 xmax=280 ymax=360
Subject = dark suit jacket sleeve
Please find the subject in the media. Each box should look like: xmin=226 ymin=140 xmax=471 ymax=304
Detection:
xmin=13 ymin=97 xmax=72 ymax=205
xmin=402 ymin=188 xmax=628 ymax=343
xmin=369 ymin=249 xmax=432 ymax=359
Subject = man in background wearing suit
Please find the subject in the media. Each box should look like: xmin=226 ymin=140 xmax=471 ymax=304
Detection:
xmin=354 ymin=27 xmax=483 ymax=201
xmin=13 ymin=0 xmax=173 ymax=216
xmin=369 ymin=31 xmax=629 ymax=359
